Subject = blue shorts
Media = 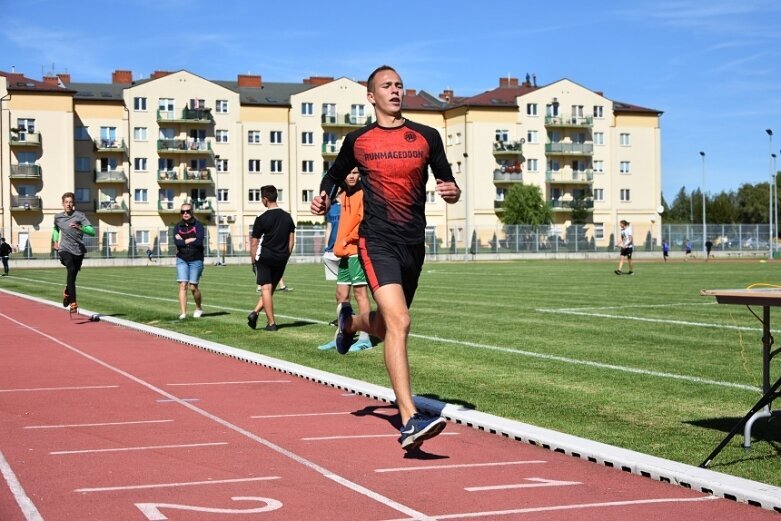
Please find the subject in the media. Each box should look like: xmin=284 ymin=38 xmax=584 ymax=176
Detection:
xmin=176 ymin=258 xmax=204 ymax=284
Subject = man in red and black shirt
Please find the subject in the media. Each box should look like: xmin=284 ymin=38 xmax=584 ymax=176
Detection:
xmin=312 ymin=65 xmax=461 ymax=451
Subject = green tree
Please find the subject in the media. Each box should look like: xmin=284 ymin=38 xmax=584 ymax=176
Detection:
xmin=666 ymin=186 xmax=692 ymax=224
xmin=500 ymin=184 xmax=552 ymax=225
xmin=708 ymin=192 xmax=738 ymax=224
xmin=736 ymin=182 xmax=770 ymax=224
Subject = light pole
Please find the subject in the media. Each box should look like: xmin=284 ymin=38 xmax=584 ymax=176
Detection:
xmin=774 ymin=152 xmax=779 ymax=259
xmin=700 ymin=151 xmax=706 ymax=255
xmin=213 ymin=154 xmax=222 ymax=265
xmin=766 ymin=129 xmax=773 ymax=257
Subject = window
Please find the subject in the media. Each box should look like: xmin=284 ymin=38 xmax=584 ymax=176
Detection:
xmin=159 ymin=98 xmax=174 ymax=111
xmin=620 ymin=189 xmax=631 ymax=202
xmin=301 ymin=131 xmax=314 ymax=145
xmin=548 ymin=130 xmax=561 ymax=143
xmin=75 ymin=157 xmax=91 ymax=172
xmin=17 ymin=118 xmax=35 ymax=132
xmin=526 ymin=103 xmax=538 ymax=116
xmin=620 ymin=133 xmax=631 ymax=146
xmin=593 ymin=188 xmax=604 ymax=201
xmin=594 ymin=222 xmax=605 ymax=240
xmin=277 ymin=189 xmax=284 ymax=203
xmin=447 ymin=134 xmax=453 ymax=146
xmin=455 ymin=132 xmax=462 ymax=145
xmin=75 ymin=188 xmax=90 ymax=203
xmin=546 ymin=103 xmax=559 ymax=117
xmin=527 ymin=158 xmax=538 ymax=172
xmin=527 ymin=130 xmax=538 ymax=144
xmin=427 ymin=191 xmax=436 ymax=203
xmin=216 ymin=130 xmax=229 ymax=143
xmin=134 ymin=188 xmax=148 ymax=203
xmin=159 ymin=127 xmax=175 ymax=140
xmin=248 ymin=130 xmax=261 ymax=144
xmin=302 ymin=189 xmax=314 ymax=203
xmin=455 ymin=161 xmax=461 ymax=174
xmin=322 ymin=103 xmax=336 ymax=122
xmin=620 ymin=161 xmax=631 ymax=174
xmin=189 ymin=98 xmax=205 ymax=109
xmin=217 ymin=189 xmax=229 ymax=202
xmin=217 ymin=158 xmax=229 ymax=172
xmin=593 ymin=160 xmax=604 ymax=173
xmin=134 ymin=158 xmax=148 ymax=171
xmin=495 ymin=187 xmax=506 ymax=202
xmin=74 ymin=126 xmax=90 ymax=140
xmin=495 ymin=129 xmax=509 ymax=143
xmin=593 ymin=105 xmax=604 ymax=118
xmin=571 ymin=105 xmax=584 ymax=120
xmin=103 ymin=231 xmax=118 ymax=246
xmin=248 ymin=159 xmax=261 ymax=173
xmin=215 ymin=100 xmax=228 ymax=113
xmin=133 ymin=97 xmax=147 ymax=111
xmin=594 ymin=132 xmax=604 ymax=145
xmin=133 ymin=127 xmax=148 ymax=141
xmin=302 ymin=160 xmax=315 ymax=173
xmin=248 ymin=188 xmax=262 ymax=202
xmin=135 ymin=230 xmax=150 ymax=245
xmin=301 ymin=102 xmax=313 ymax=115
xmin=17 ymin=151 xmax=36 ymax=165
xmin=350 ymin=104 xmax=366 ymax=123
xmin=270 ymin=160 xmax=283 ymax=173
xmin=270 ymin=131 xmax=283 ymax=144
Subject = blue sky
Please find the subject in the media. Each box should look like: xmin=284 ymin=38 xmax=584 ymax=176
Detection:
xmin=1 ymin=0 xmax=779 ymax=203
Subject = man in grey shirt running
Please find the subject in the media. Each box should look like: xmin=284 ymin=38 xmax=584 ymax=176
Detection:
xmin=52 ymin=192 xmax=96 ymax=312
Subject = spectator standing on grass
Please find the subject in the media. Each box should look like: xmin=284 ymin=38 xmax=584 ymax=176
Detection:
xmin=0 ymin=237 xmax=13 ymax=276
xmin=248 ymin=185 xmax=295 ymax=332
xmin=318 ymin=168 xmax=373 ymax=352
xmin=662 ymin=239 xmax=669 ymax=263
xmin=705 ymin=239 xmax=714 ymax=260
xmin=174 ymin=202 xmax=205 ymax=320
xmin=53 ymin=192 xmax=96 ymax=313
xmin=684 ymin=238 xmax=693 ymax=260
xmin=311 ymin=65 xmax=461 ymax=451
xmin=614 ymin=219 xmax=634 ymax=275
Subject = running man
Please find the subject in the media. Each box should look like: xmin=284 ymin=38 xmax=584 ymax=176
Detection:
xmin=311 ymin=65 xmax=461 ymax=451
xmin=53 ymin=192 xmax=96 ymax=313
xmin=614 ymin=219 xmax=634 ymax=275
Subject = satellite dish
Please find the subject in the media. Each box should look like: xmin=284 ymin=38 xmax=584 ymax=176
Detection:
xmin=656 ymin=205 xmax=664 ymax=214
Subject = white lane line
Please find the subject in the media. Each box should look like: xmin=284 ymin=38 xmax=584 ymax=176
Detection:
xmin=465 ymin=477 xmax=581 ymax=491
xmin=0 ymin=385 xmax=118 ymax=393
xmin=156 ymin=398 xmax=199 ymax=403
xmin=381 ymin=495 xmax=720 ymax=520
xmin=0 ymin=312 xmax=434 ymax=520
xmin=26 ymin=419 xmax=174 ymax=429
xmin=549 ymin=301 xmax=716 ymax=312
xmin=50 ymin=442 xmax=228 ymax=455
xmin=303 ymin=433 xmax=460 ymax=442
xmin=167 ymin=380 xmax=290 ymax=386
xmin=75 ymin=476 xmax=280 ymax=493
xmin=251 ymin=412 xmax=353 ymax=419
xmin=0 ymin=449 xmax=44 ymax=521
xmin=375 ymin=460 xmax=546 ymax=473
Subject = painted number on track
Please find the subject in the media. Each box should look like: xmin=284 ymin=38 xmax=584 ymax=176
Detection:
xmin=135 ymin=496 xmax=282 ymax=520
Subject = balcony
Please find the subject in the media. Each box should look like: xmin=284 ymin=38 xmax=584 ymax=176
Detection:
xmin=158 ymin=198 xmax=214 ymax=215
xmin=95 ymin=169 xmax=128 ymax=184
xmin=157 ymin=168 xmax=214 ymax=184
xmin=95 ymin=198 xmax=128 ymax=214
xmin=11 ymin=195 xmax=42 ymax=211
xmin=494 ymin=200 xmax=505 ymax=211
xmin=493 ymin=169 xmax=523 ymax=183
xmin=492 ymin=140 xmax=524 ymax=158
xmin=10 ymin=164 xmax=42 ymax=179
xmin=157 ymin=108 xmax=213 ymax=124
xmin=322 ymin=143 xmax=340 ymax=157
xmin=545 ymin=142 xmax=593 ymax=156
xmin=9 ymin=131 xmax=41 ymax=147
xmin=546 ymin=169 xmax=594 ymax=184
xmin=544 ymin=115 xmax=593 ymax=128
xmin=94 ymin=138 xmax=127 ymax=153
xmin=157 ymin=139 xmax=213 ymax=155
xmin=550 ymin=199 xmax=595 ymax=211
xmin=321 ymin=113 xmax=372 ymax=128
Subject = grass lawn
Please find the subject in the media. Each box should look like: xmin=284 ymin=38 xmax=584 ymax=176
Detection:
xmin=3 ymin=257 xmax=780 ymax=485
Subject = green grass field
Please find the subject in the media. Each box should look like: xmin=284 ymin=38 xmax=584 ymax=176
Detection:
xmin=3 ymin=258 xmax=780 ymax=486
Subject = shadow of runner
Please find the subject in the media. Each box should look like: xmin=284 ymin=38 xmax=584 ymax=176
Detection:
xmin=352 ymin=405 xmax=450 ymax=460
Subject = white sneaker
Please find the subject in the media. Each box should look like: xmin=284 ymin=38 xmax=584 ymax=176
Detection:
xmin=178 ymin=313 xmax=187 ymax=320
xmin=193 ymin=309 xmax=203 ymax=318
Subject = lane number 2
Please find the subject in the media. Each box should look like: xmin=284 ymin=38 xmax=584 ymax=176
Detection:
xmin=135 ymin=496 xmax=282 ymax=520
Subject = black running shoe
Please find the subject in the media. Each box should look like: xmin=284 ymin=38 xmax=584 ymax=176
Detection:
xmin=247 ymin=311 xmax=258 ymax=330
xmin=334 ymin=302 xmax=355 ymax=355
xmin=398 ymin=413 xmax=447 ymax=450
xmin=613 ymin=270 xmax=622 ymax=275
xmin=264 ymin=324 xmax=278 ymax=332
xmin=329 ymin=319 xmax=338 ymax=327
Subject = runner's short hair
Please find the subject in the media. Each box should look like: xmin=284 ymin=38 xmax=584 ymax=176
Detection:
xmin=367 ymin=65 xmax=398 ymax=92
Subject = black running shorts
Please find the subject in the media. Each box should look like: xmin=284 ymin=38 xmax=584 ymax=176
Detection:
xmin=358 ymin=237 xmax=425 ymax=307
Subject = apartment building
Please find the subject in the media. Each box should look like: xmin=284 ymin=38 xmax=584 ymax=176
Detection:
xmin=0 ymin=68 xmax=661 ymax=256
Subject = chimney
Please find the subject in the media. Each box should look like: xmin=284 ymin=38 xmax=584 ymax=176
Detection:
xmin=303 ymin=76 xmax=334 ymax=86
xmin=57 ymin=73 xmax=71 ymax=85
xmin=238 ymin=74 xmax=262 ymax=88
xmin=150 ymin=70 xmax=171 ymax=80
xmin=438 ymin=89 xmax=453 ymax=101
xmin=405 ymin=89 xmax=416 ymax=97
xmin=499 ymin=77 xmax=519 ymax=88
xmin=112 ymin=70 xmax=133 ymax=84
xmin=43 ymin=75 xmax=59 ymax=86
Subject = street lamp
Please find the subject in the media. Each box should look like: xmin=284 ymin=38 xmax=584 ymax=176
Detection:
xmin=213 ymin=154 xmax=223 ymax=265
xmin=766 ymin=129 xmax=773 ymax=257
xmin=774 ymin=152 xmax=779 ymax=260
xmin=700 ymin=151 xmax=706 ymax=255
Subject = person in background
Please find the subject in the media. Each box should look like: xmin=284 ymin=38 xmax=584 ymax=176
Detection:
xmin=146 ymin=247 xmax=156 ymax=263
xmin=322 ymin=185 xmax=343 ymax=327
xmin=0 ymin=237 xmax=13 ymax=276
xmin=53 ymin=192 xmax=96 ymax=313
xmin=684 ymin=238 xmax=693 ymax=260
xmin=174 ymin=202 xmax=205 ymax=319
xmin=614 ymin=219 xmax=634 ymax=275
xmin=662 ymin=239 xmax=669 ymax=262
xmin=705 ymin=238 xmax=714 ymax=260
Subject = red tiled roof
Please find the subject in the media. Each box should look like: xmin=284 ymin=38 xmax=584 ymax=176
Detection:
xmin=0 ymin=71 xmax=76 ymax=93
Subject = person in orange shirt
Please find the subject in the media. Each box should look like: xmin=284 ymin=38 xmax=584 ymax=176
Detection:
xmin=318 ymin=168 xmax=373 ymax=351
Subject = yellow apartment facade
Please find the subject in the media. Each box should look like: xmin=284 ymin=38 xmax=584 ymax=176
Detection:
xmin=0 ymin=68 xmax=662 ymax=257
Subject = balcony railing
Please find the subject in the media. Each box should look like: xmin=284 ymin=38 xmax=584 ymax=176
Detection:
xmin=493 ymin=170 xmax=523 ymax=183
xmin=94 ymin=138 xmax=127 ymax=152
xmin=550 ymin=199 xmax=595 ymax=210
xmin=157 ymin=139 xmax=213 ymax=154
xmin=11 ymin=195 xmax=42 ymax=210
xmin=492 ymin=140 xmax=524 ymax=156
xmin=544 ymin=115 xmax=593 ymax=127
xmin=545 ymin=170 xmax=594 ymax=183
xmin=157 ymin=108 xmax=213 ymax=124
xmin=10 ymin=131 xmax=41 ymax=146
xmin=321 ymin=113 xmax=372 ymax=127
xmin=322 ymin=143 xmax=340 ymax=156
xmin=94 ymin=169 xmax=128 ymax=183
xmin=10 ymin=164 xmax=42 ymax=179
xmin=95 ymin=198 xmax=128 ymax=213
xmin=545 ymin=142 xmax=594 ymax=155
xmin=158 ymin=198 xmax=214 ymax=214
xmin=157 ymin=169 xmax=214 ymax=184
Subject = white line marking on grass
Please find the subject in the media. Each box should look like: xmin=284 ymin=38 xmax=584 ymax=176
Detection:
xmin=26 ymin=419 xmax=173 ymax=429
xmin=50 ymin=442 xmax=228 ymax=455
xmin=75 ymin=476 xmax=280 ymax=493
xmin=0 ymin=449 xmax=44 ymax=521
xmin=375 ymin=460 xmax=546 ymax=473
xmin=0 ymin=311 xmax=435 ymax=520
xmin=0 ymin=385 xmax=118 ymax=393
xmin=550 ymin=301 xmax=717 ymax=312
xmin=380 ymin=495 xmax=720 ymax=520
xmin=465 ymin=477 xmax=581 ymax=491
xmin=302 ymin=433 xmax=460 ymax=442
xmin=251 ymin=412 xmax=352 ymax=419
xmin=167 ymin=380 xmax=290 ymax=386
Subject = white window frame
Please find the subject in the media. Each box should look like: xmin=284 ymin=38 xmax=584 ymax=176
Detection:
xmin=620 ymin=133 xmax=631 ymax=146
xmin=217 ymin=188 xmax=229 ymax=202
xmin=594 ymin=160 xmax=604 ymax=173
xmin=248 ymin=130 xmax=261 ymax=144
xmin=594 ymin=222 xmax=605 ymax=240
xmin=215 ymin=100 xmax=229 ymax=113
xmin=133 ymin=127 xmax=148 ymax=141
xmin=593 ymin=105 xmax=604 ymax=118
xmin=134 ymin=188 xmax=148 ymax=203
xmin=620 ymin=189 xmax=631 ymax=202
xmin=620 ymin=161 xmax=631 ymax=174
xmin=527 ymin=158 xmax=538 ymax=172
xmin=427 ymin=191 xmax=436 ymax=203
xmin=593 ymin=188 xmax=604 ymax=202
xmin=302 ymin=189 xmax=314 ymax=203
xmin=248 ymin=188 xmax=262 ymax=202
xmin=270 ymin=159 xmax=283 ymax=173
xmin=526 ymin=103 xmax=538 ymax=116
xmin=527 ymin=130 xmax=538 ymax=144
xmin=301 ymin=131 xmax=314 ymax=145
xmin=248 ymin=159 xmax=261 ymax=173
xmin=495 ymin=129 xmax=509 ymax=143
xmin=302 ymin=160 xmax=315 ymax=173
xmin=133 ymin=97 xmax=147 ymax=111
xmin=301 ymin=102 xmax=314 ymax=116
xmin=216 ymin=129 xmax=229 ymax=143
xmin=134 ymin=157 xmax=148 ymax=172
xmin=277 ymin=189 xmax=285 ymax=203
xmin=270 ymin=131 xmax=283 ymax=144
xmin=217 ymin=158 xmax=229 ymax=172
xmin=135 ymin=230 xmax=150 ymax=245
xmin=594 ymin=132 xmax=604 ymax=146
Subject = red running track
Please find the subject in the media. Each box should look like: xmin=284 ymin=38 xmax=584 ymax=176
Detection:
xmin=0 ymin=293 xmax=777 ymax=521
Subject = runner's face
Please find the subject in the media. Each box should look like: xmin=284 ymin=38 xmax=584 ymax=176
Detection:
xmin=345 ymin=169 xmax=360 ymax=187
xmin=62 ymin=197 xmax=75 ymax=211
xmin=368 ymin=70 xmax=403 ymax=117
